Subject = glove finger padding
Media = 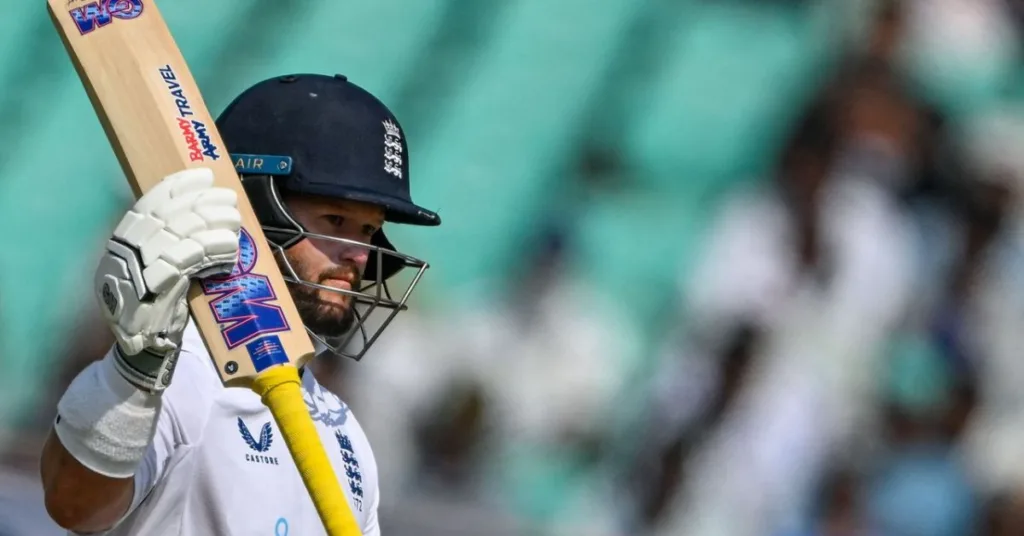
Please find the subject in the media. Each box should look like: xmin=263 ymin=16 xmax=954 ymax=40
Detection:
xmin=94 ymin=167 xmax=241 ymax=393
xmin=133 ymin=167 xmax=213 ymax=214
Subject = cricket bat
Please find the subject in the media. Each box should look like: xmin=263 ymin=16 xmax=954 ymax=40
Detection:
xmin=48 ymin=1 xmax=360 ymax=534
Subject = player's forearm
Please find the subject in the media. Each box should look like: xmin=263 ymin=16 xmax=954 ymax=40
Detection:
xmin=41 ymin=428 xmax=135 ymax=532
xmin=40 ymin=346 xmax=162 ymax=532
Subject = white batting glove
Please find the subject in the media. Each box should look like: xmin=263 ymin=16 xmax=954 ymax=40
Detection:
xmin=94 ymin=167 xmax=241 ymax=393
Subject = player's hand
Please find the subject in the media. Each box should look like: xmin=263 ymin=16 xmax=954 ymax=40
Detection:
xmin=93 ymin=167 xmax=241 ymax=392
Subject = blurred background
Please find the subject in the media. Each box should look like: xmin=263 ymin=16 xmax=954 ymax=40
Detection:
xmin=5 ymin=0 xmax=1024 ymax=534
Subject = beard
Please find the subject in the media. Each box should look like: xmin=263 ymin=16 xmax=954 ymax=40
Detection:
xmin=281 ymin=253 xmax=362 ymax=339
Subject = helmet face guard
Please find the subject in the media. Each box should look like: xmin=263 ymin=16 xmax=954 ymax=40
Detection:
xmin=242 ymin=174 xmax=430 ymax=361
xmin=269 ymin=229 xmax=429 ymax=361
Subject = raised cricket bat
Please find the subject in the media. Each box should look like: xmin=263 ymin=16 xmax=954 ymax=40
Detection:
xmin=48 ymin=1 xmax=359 ymax=534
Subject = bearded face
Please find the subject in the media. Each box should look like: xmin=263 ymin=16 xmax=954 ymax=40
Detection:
xmin=282 ymin=251 xmax=362 ymax=337
xmin=276 ymin=193 xmax=384 ymax=339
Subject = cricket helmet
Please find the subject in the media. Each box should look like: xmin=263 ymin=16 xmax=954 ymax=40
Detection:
xmin=215 ymin=73 xmax=440 ymax=361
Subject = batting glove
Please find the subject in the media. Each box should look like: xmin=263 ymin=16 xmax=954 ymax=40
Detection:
xmin=94 ymin=167 xmax=241 ymax=393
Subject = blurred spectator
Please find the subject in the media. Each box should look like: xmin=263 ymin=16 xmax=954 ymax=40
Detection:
xmin=942 ymin=106 xmax=1024 ymax=501
xmin=622 ymin=4 xmax=936 ymax=535
xmin=620 ymin=322 xmax=762 ymax=532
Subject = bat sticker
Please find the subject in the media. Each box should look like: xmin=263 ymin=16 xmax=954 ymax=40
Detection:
xmin=69 ymin=0 xmax=144 ymax=35
xmin=158 ymin=65 xmax=221 ymax=162
xmin=246 ymin=335 xmax=288 ymax=372
xmin=201 ymin=227 xmax=290 ymax=349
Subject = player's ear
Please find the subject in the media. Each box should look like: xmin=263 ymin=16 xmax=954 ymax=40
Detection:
xmin=241 ymin=175 xmax=306 ymax=249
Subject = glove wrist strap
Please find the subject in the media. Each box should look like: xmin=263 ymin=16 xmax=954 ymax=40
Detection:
xmin=114 ymin=343 xmax=181 ymax=394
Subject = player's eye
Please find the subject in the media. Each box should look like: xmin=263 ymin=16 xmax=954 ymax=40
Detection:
xmin=322 ymin=215 xmax=345 ymax=228
xmin=362 ymin=224 xmax=378 ymax=237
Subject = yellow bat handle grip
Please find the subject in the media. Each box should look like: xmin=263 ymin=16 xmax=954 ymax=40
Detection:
xmin=251 ymin=365 xmax=362 ymax=536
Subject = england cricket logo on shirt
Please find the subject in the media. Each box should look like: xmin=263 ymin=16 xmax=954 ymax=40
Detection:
xmin=382 ymin=119 xmax=403 ymax=179
xmin=336 ymin=431 xmax=364 ymax=510
xmin=304 ymin=381 xmax=349 ymax=428
xmin=238 ymin=417 xmax=280 ymax=466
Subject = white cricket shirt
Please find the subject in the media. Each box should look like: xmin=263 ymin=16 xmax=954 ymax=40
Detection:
xmin=87 ymin=320 xmax=380 ymax=536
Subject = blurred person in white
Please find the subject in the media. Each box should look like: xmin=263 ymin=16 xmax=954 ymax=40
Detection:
xmin=852 ymin=104 xmax=1024 ymax=536
xmin=344 ymin=226 xmax=636 ymax=536
xmin=629 ymin=18 xmax=927 ymax=536
xmin=942 ymin=106 xmax=1024 ymax=507
xmin=792 ymin=93 xmax=1024 ymax=536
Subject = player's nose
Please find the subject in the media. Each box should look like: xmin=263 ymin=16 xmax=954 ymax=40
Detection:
xmin=337 ymin=242 xmax=370 ymax=271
